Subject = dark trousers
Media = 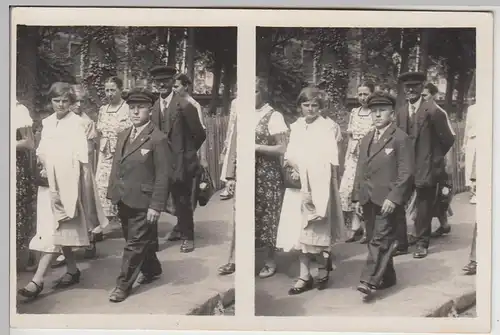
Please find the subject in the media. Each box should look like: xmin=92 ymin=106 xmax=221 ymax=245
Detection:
xmin=414 ymin=186 xmax=438 ymax=249
xmin=394 ymin=208 xmax=408 ymax=250
xmin=116 ymin=202 xmax=161 ymax=291
xmin=360 ymin=201 xmax=399 ymax=288
xmin=470 ymin=222 xmax=477 ymax=262
xmin=171 ymin=178 xmax=195 ymax=241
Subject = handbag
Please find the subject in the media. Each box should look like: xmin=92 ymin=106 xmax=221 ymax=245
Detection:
xmin=34 ymin=160 xmax=49 ymax=187
xmin=282 ymin=163 xmax=301 ymax=189
xmin=198 ymin=166 xmax=215 ymax=206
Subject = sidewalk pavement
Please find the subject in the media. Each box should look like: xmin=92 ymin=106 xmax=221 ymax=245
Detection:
xmin=255 ymin=192 xmax=477 ymax=317
xmin=17 ymin=191 xmax=234 ymax=315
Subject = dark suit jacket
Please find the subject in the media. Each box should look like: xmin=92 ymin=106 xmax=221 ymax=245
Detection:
xmin=106 ymin=122 xmax=169 ymax=212
xmin=151 ymin=94 xmax=206 ymax=184
xmin=352 ymin=123 xmax=415 ymax=207
xmin=396 ymin=99 xmax=455 ymax=187
xmin=224 ymin=121 xmax=237 ymax=181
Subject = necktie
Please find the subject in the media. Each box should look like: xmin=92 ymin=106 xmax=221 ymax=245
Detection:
xmin=410 ymin=104 xmax=416 ymax=117
xmin=374 ymin=129 xmax=380 ymax=143
xmin=129 ymin=127 xmax=137 ymax=143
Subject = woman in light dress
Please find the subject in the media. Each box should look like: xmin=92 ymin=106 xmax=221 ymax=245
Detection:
xmin=339 ymin=82 xmax=375 ymax=243
xmin=95 ymin=77 xmax=132 ymax=223
xmin=52 ymin=85 xmax=109 ymax=267
xmin=255 ymin=77 xmax=288 ymax=279
xmin=18 ymin=82 xmax=91 ymax=299
xmin=463 ymin=102 xmax=477 ymax=204
xmin=276 ymin=87 xmax=345 ymax=295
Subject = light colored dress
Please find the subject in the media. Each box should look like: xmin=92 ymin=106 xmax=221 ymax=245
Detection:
xmin=276 ymin=116 xmax=345 ymax=253
xmin=339 ymin=107 xmax=374 ymax=212
xmin=220 ymin=98 xmax=238 ymax=183
xmin=464 ymin=104 xmax=477 ymax=187
xmin=29 ymin=112 xmax=91 ymax=253
xmin=77 ymin=112 xmax=109 ymax=233
xmin=95 ymin=102 xmax=131 ymax=217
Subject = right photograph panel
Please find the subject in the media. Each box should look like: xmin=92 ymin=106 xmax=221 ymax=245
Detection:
xmin=254 ymin=26 xmax=477 ymax=317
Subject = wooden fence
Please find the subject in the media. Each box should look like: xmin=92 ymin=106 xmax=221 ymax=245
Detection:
xmin=201 ymin=111 xmax=230 ymax=190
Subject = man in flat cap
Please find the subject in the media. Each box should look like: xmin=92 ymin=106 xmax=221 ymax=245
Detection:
xmin=352 ymin=91 xmax=414 ymax=299
xmin=150 ymin=65 xmax=206 ymax=253
xmin=107 ymin=88 xmax=169 ymax=302
xmin=395 ymin=72 xmax=455 ymax=259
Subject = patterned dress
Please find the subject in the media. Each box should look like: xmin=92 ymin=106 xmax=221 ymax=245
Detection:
xmin=95 ymin=102 xmax=131 ymax=218
xmin=339 ymin=107 xmax=374 ymax=211
xmin=15 ymin=103 xmax=36 ymax=266
xmin=255 ymin=105 xmax=287 ymax=249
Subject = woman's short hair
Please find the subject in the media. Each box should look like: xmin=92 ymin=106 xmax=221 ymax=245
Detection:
xmin=174 ymin=73 xmax=193 ymax=87
xmin=104 ymin=76 xmax=124 ymax=90
xmin=296 ymin=86 xmax=326 ymax=110
xmin=359 ymin=81 xmax=375 ymax=93
xmin=46 ymin=82 xmax=76 ymax=104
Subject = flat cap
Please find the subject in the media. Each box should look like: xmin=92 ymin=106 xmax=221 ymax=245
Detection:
xmin=366 ymin=90 xmax=397 ymax=108
xmin=398 ymin=71 xmax=426 ymax=84
xmin=150 ymin=65 xmax=177 ymax=79
xmin=122 ymin=87 xmax=156 ymax=104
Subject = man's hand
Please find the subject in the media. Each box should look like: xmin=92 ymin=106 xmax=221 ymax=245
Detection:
xmin=200 ymin=158 xmax=209 ymax=169
xmin=380 ymin=199 xmax=396 ymax=216
xmin=354 ymin=202 xmax=363 ymax=217
xmin=291 ymin=170 xmax=300 ymax=181
xmin=146 ymin=208 xmax=160 ymax=224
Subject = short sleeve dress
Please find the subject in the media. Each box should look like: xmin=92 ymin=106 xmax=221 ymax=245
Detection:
xmin=255 ymin=103 xmax=289 ymax=249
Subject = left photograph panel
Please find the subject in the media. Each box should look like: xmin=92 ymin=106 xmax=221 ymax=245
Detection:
xmin=13 ymin=24 xmax=236 ymax=315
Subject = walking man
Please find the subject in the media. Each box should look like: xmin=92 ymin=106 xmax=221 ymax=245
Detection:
xmin=395 ymin=72 xmax=455 ymax=259
xmin=353 ymin=91 xmax=414 ymax=299
xmin=150 ymin=65 xmax=206 ymax=253
xmin=107 ymin=88 xmax=169 ymax=302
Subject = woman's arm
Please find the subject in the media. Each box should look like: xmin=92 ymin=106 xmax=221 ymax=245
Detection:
xmin=16 ymin=126 xmax=34 ymax=150
xmin=255 ymin=132 xmax=287 ymax=157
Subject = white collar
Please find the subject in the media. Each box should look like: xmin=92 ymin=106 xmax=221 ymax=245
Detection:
xmin=375 ymin=122 xmax=392 ymax=138
xmin=409 ymin=97 xmax=423 ymax=112
xmin=132 ymin=121 xmax=150 ymax=136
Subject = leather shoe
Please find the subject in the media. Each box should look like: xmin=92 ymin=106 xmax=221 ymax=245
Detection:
xmin=413 ymin=247 xmax=428 ymax=259
xmin=431 ymin=225 xmax=451 ymax=238
xmin=109 ymin=287 xmax=129 ymax=303
xmin=137 ymin=271 xmax=162 ymax=285
xmin=357 ymin=282 xmax=376 ymax=296
xmin=180 ymin=240 xmax=195 ymax=253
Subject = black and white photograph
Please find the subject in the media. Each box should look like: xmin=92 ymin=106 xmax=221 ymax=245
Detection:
xmin=254 ymin=26 xmax=488 ymax=318
xmin=13 ymin=22 xmax=237 ymax=316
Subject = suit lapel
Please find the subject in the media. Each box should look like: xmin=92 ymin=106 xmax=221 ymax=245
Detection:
xmin=115 ymin=128 xmax=129 ymax=161
xmin=399 ymin=102 xmax=409 ymax=134
xmin=166 ymin=94 xmax=181 ymax=135
xmin=121 ymin=122 xmax=154 ymax=162
xmin=367 ymin=124 xmax=396 ymax=164
xmin=151 ymin=100 xmax=162 ymax=131
xmin=413 ymin=102 xmax=428 ymax=138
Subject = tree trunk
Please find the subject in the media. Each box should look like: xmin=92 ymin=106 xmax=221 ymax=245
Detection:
xmin=445 ymin=67 xmax=456 ymax=114
xmin=167 ymin=28 xmax=178 ymax=67
xmin=419 ymin=28 xmax=430 ymax=73
xmin=455 ymin=68 xmax=473 ymax=121
xmin=186 ymin=28 xmax=195 ymax=95
xmin=221 ymin=61 xmax=233 ymax=115
xmin=209 ymin=56 xmax=222 ymax=115
xmin=16 ymin=25 xmax=39 ymax=116
xmin=360 ymin=29 xmax=368 ymax=80
xmin=396 ymin=34 xmax=411 ymax=109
